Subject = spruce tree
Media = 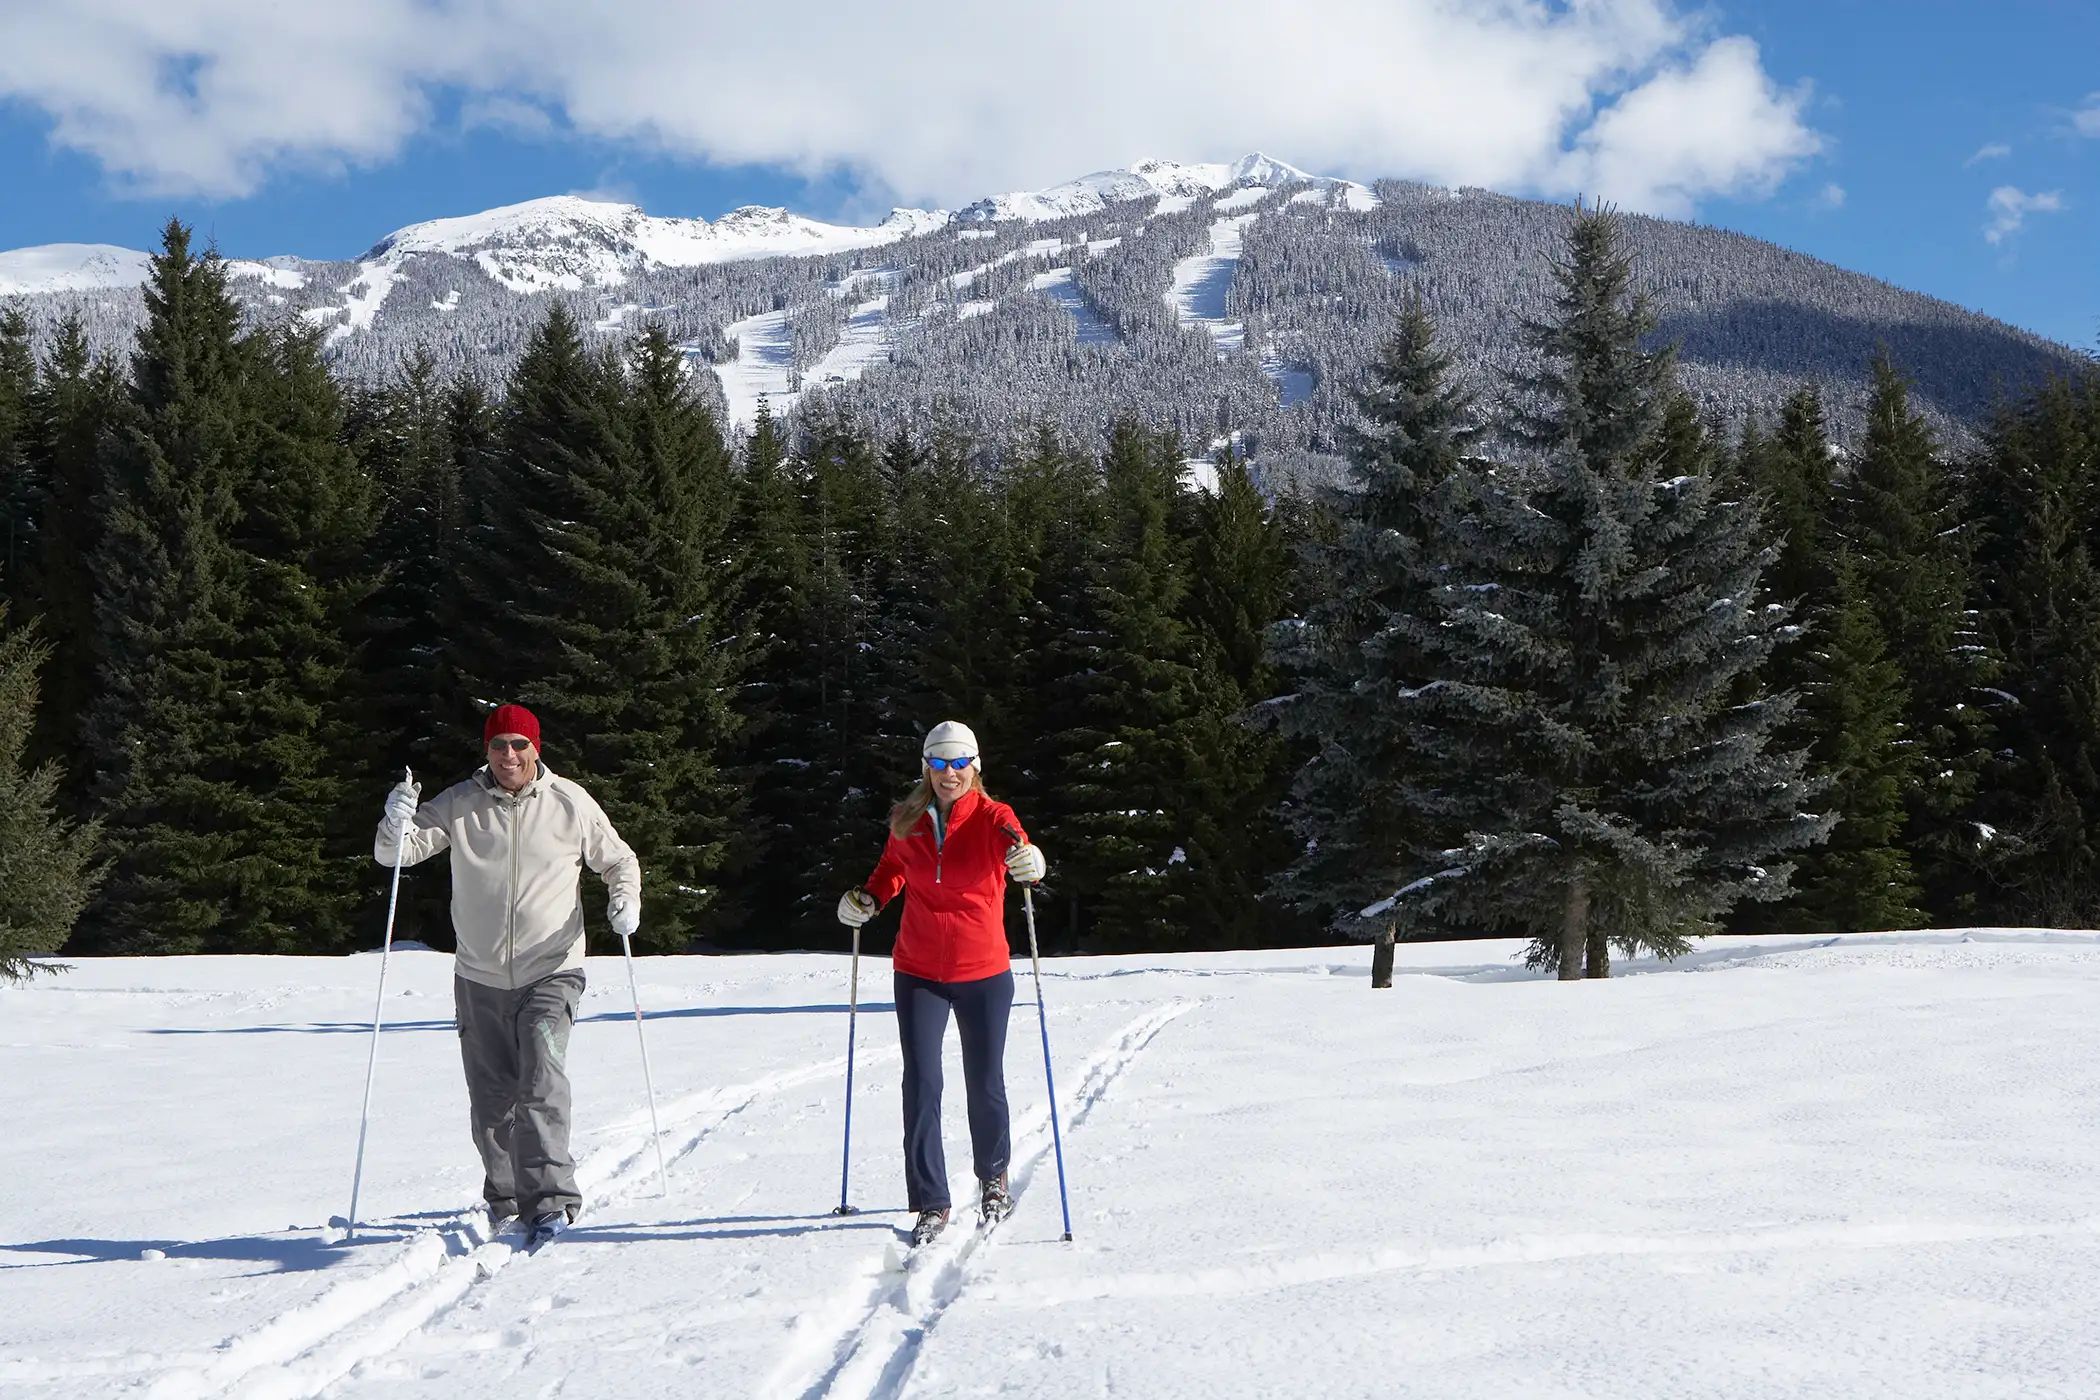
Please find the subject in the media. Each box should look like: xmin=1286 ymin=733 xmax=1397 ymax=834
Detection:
xmin=1046 ymin=418 xmax=1216 ymax=948
xmin=1381 ymin=208 xmax=1826 ymax=977
xmin=1786 ymin=564 xmax=1925 ymax=931
xmin=537 ymin=324 xmax=744 ymax=950
xmin=1272 ymin=301 xmax=1477 ymax=977
xmin=344 ymin=353 xmax=478 ymax=946
xmin=720 ymin=397 xmax=812 ymax=945
xmin=229 ymin=323 xmax=380 ymax=951
xmin=452 ymin=307 xmax=615 ymax=723
xmin=0 ymin=309 xmax=34 ymax=613
xmin=23 ymin=319 xmax=121 ymax=801
xmin=1754 ymin=386 xmax=1838 ymax=613
xmin=75 ymin=221 xmax=253 ymax=954
xmin=0 ymin=609 xmax=101 ymax=980
xmin=1831 ymin=353 xmax=1993 ymax=919
xmin=1970 ymin=375 xmax=2100 ymax=922
xmin=1173 ymin=446 xmax=1302 ymax=948
xmin=78 ymin=224 xmax=379 ymax=954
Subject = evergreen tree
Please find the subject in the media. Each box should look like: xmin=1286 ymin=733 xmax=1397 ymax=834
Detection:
xmin=1382 ymin=208 xmax=1826 ymax=977
xmin=76 ymin=223 xmax=378 ymax=954
xmin=452 ymin=307 xmax=616 ymax=724
xmin=1752 ymin=386 xmax=1838 ymax=613
xmin=0 ymin=610 xmax=101 ymax=980
xmin=1174 ymin=446 xmax=1302 ymax=947
xmin=720 ymin=396 xmax=812 ymax=945
xmin=1970 ymin=374 xmax=2100 ymax=922
xmin=23 ymin=319 xmax=121 ymax=800
xmin=1046 ymin=418 xmax=1219 ymax=947
xmin=344 ymin=353 xmax=479 ymax=946
xmin=230 ymin=322 xmax=381 ymax=950
xmin=534 ymin=324 xmax=744 ymax=950
xmin=75 ymin=222 xmax=253 ymax=954
xmin=1785 ymin=565 xmax=1925 ymax=931
xmin=989 ymin=425 xmax=1106 ymax=950
xmin=1831 ymin=353 xmax=1993 ymax=919
xmin=1272 ymin=301 xmax=1477 ymax=975
xmin=0 ymin=309 xmax=34 ymax=613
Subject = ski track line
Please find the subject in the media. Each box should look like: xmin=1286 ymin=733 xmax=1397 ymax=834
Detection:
xmin=763 ymin=999 xmax=1199 ymax=1400
xmin=963 ymin=1216 xmax=2100 ymax=1308
xmin=140 ymin=1052 xmax=869 ymax=1400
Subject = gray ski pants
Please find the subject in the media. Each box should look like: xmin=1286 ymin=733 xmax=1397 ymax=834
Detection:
xmin=454 ymin=970 xmax=585 ymax=1223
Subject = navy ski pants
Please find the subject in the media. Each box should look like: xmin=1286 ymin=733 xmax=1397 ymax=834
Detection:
xmin=895 ymin=968 xmax=1014 ymax=1212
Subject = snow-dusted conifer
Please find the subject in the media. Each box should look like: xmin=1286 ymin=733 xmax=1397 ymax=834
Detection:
xmin=1970 ymin=375 xmax=2100 ymax=922
xmin=1830 ymin=354 xmax=1993 ymax=918
xmin=1387 ymin=208 xmax=1826 ymax=977
xmin=1270 ymin=300 xmax=1475 ymax=982
xmin=0 ymin=610 xmax=100 ymax=980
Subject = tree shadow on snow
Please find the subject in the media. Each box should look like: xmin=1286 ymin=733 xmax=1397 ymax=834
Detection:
xmin=0 ymin=1230 xmax=380 ymax=1275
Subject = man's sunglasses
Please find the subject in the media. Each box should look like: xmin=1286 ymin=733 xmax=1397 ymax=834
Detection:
xmin=488 ymin=737 xmax=534 ymax=753
xmin=924 ymin=755 xmax=976 ymax=771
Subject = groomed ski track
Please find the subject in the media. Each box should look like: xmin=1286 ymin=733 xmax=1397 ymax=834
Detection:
xmin=113 ymin=997 xmax=1195 ymax=1400
xmin=761 ymin=1001 xmax=1196 ymax=1400
xmin=142 ymin=1053 xmax=875 ymax=1400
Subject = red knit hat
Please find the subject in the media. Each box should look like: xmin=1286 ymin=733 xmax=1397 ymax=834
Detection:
xmin=484 ymin=704 xmax=541 ymax=750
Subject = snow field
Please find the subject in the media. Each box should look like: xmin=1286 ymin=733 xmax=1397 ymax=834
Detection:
xmin=1164 ymin=213 xmax=1315 ymax=406
xmin=4 ymin=932 xmax=2099 ymax=1397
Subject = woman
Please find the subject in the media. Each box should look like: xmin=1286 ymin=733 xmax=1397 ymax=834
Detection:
xmin=837 ymin=720 xmax=1048 ymax=1246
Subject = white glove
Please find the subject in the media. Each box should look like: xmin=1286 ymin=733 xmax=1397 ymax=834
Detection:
xmin=837 ymin=889 xmax=878 ymax=928
xmin=608 ymin=891 xmax=640 ymax=939
xmin=380 ymin=778 xmax=420 ymax=839
xmin=1005 ymin=843 xmax=1047 ymax=884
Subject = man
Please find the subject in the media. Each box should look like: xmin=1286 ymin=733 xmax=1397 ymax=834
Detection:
xmin=375 ymin=703 xmax=641 ymax=1249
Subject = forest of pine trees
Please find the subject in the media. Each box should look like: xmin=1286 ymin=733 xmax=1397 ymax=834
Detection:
xmin=0 ymin=210 xmax=2096 ymax=973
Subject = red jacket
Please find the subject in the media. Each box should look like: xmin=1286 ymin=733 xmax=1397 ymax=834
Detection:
xmin=864 ymin=787 xmax=1027 ymax=983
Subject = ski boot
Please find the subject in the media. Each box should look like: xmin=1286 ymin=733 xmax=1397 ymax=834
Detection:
xmin=910 ymin=1207 xmax=950 ymax=1247
xmin=978 ymin=1173 xmax=1013 ymax=1227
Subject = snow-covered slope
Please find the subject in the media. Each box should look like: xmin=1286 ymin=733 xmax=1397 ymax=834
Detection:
xmin=956 ymin=152 xmax=1376 ymax=222
xmin=359 ymin=196 xmax=949 ymax=293
xmin=0 ymin=243 xmax=152 ymax=295
xmin=5 ymin=932 xmax=2099 ymax=1398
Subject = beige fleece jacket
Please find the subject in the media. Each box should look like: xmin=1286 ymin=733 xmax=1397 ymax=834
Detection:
xmin=375 ymin=764 xmax=641 ymax=990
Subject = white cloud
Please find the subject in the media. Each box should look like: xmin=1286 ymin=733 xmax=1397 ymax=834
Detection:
xmin=1984 ymin=186 xmax=2065 ymax=245
xmin=0 ymin=0 xmax=1822 ymax=216
xmin=2075 ymin=95 xmax=2100 ymax=139
xmin=1965 ymin=142 xmax=2012 ymax=165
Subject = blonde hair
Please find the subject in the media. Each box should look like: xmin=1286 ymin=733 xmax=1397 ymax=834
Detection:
xmin=889 ymin=762 xmax=991 ymax=840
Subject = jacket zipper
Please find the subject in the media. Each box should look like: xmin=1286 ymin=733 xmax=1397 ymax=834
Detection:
xmin=505 ymin=789 xmax=521 ymax=984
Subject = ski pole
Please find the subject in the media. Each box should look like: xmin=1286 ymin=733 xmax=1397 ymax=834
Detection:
xmin=1017 ymin=873 xmax=1074 ymax=1242
xmin=619 ymin=929 xmax=670 ymax=1198
xmin=346 ymin=767 xmax=413 ymax=1242
xmin=832 ymin=920 xmax=862 ymax=1216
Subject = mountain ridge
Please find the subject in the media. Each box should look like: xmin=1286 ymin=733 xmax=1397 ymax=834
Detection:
xmin=0 ymin=153 xmax=2082 ymax=471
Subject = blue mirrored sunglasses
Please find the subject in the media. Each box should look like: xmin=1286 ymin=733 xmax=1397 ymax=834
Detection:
xmin=924 ymin=754 xmax=977 ymax=771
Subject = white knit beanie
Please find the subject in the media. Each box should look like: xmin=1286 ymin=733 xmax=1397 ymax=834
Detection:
xmin=922 ymin=720 xmax=980 ymax=762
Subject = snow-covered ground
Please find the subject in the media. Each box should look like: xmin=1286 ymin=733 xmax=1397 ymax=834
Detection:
xmin=712 ymin=293 xmax=897 ymax=435
xmin=1166 ymin=214 xmax=1257 ymax=357
xmin=7 ymin=931 xmax=2099 ymax=1398
xmin=1029 ymin=269 xmax=1118 ymax=347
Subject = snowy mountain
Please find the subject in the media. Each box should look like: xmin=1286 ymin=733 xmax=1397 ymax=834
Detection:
xmin=0 ymin=152 xmax=2080 ymax=467
xmin=357 ymin=195 xmax=952 ymax=293
xmin=954 ymin=153 xmax=1376 ymax=222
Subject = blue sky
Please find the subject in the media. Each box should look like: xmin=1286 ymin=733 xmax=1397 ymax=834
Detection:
xmin=0 ymin=0 xmax=2091 ymax=348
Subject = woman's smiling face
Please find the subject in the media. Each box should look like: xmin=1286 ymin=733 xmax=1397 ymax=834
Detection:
xmin=927 ymin=754 xmax=975 ymax=807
